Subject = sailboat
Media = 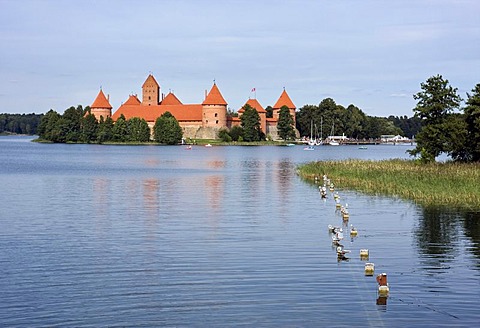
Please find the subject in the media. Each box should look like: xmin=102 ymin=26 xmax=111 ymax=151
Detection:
xmin=315 ymin=117 xmax=323 ymax=145
xmin=308 ymin=120 xmax=316 ymax=146
xmin=328 ymin=121 xmax=339 ymax=146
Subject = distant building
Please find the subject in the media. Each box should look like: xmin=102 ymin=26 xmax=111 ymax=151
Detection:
xmin=90 ymin=74 xmax=296 ymax=140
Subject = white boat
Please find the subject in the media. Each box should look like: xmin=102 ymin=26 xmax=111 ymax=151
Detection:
xmin=328 ymin=121 xmax=339 ymax=145
xmin=303 ymin=145 xmax=315 ymax=151
xmin=308 ymin=121 xmax=317 ymax=146
xmin=205 ymin=144 xmax=212 ymax=147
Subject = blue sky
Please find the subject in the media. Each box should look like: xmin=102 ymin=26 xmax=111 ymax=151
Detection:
xmin=1 ymin=0 xmax=479 ymax=117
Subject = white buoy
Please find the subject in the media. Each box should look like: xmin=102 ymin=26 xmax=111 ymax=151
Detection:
xmin=365 ymin=262 xmax=375 ymax=276
xmin=350 ymin=225 xmax=358 ymax=237
xmin=376 ymin=273 xmax=389 ymax=295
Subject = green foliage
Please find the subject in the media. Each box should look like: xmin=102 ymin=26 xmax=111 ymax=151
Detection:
xmin=296 ymin=98 xmax=405 ymax=140
xmin=413 ymin=74 xmax=462 ymax=124
xmin=240 ymin=104 xmax=264 ymax=141
xmin=218 ymin=128 xmax=232 ymax=142
xmin=0 ymin=113 xmax=43 ymax=135
xmin=409 ymin=75 xmax=462 ymax=162
xmin=463 ymin=83 xmax=480 ymax=161
xmin=58 ymin=105 xmax=85 ymax=142
xmin=153 ymin=111 xmax=183 ymax=145
xmin=97 ymin=116 xmax=114 ymax=143
xmin=228 ymin=126 xmax=244 ymax=141
xmin=80 ymin=113 xmax=98 ymax=143
xmin=127 ymin=117 xmax=150 ymax=142
xmin=387 ymin=115 xmax=422 ymax=138
xmin=277 ymin=105 xmax=296 ymax=140
xmin=112 ymin=114 xmax=128 ymax=142
xmin=265 ymin=105 xmax=273 ymax=118
xmin=38 ymin=110 xmax=61 ymax=141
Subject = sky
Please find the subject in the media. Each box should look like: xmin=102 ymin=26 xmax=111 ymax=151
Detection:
xmin=1 ymin=0 xmax=479 ymax=117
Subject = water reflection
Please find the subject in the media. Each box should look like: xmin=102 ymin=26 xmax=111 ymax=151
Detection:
xmin=464 ymin=211 xmax=480 ymax=268
xmin=415 ymin=206 xmax=480 ymax=271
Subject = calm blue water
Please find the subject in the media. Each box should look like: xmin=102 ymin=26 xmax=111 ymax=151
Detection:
xmin=1 ymin=136 xmax=479 ymax=327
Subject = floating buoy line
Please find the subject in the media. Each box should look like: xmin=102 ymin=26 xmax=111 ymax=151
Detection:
xmin=316 ymin=174 xmax=390 ymax=302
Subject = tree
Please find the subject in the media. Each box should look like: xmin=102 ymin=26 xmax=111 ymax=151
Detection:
xmin=277 ymin=105 xmax=296 ymax=140
xmin=112 ymin=114 xmax=128 ymax=142
xmin=37 ymin=110 xmax=61 ymax=141
xmin=97 ymin=116 xmax=114 ymax=143
xmin=127 ymin=117 xmax=150 ymax=142
xmin=60 ymin=105 xmax=84 ymax=142
xmin=80 ymin=113 xmax=98 ymax=143
xmin=240 ymin=104 xmax=264 ymax=141
xmin=229 ymin=125 xmax=244 ymax=141
xmin=153 ymin=111 xmax=183 ymax=145
xmin=462 ymin=83 xmax=480 ymax=161
xmin=218 ymin=128 xmax=232 ymax=142
xmin=265 ymin=105 xmax=273 ymax=118
xmin=409 ymin=75 xmax=462 ymax=162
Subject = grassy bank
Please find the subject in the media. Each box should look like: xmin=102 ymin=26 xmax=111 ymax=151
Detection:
xmin=297 ymin=159 xmax=480 ymax=209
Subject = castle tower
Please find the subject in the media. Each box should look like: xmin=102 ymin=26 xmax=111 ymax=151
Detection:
xmin=239 ymin=98 xmax=267 ymax=134
xmin=202 ymin=82 xmax=227 ymax=128
xmin=90 ymin=89 xmax=112 ymax=120
xmin=273 ymin=89 xmax=296 ymax=124
xmin=142 ymin=74 xmax=160 ymax=106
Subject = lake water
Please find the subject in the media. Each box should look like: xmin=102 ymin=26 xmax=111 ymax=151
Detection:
xmin=1 ymin=136 xmax=479 ymax=327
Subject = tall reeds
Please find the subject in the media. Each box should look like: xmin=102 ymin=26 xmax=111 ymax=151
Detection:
xmin=298 ymin=159 xmax=480 ymax=209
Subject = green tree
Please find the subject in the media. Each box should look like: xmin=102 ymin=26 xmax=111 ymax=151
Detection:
xmin=153 ymin=111 xmax=183 ymax=145
xmin=462 ymin=83 xmax=480 ymax=161
xmin=229 ymin=125 xmax=244 ymax=141
xmin=218 ymin=128 xmax=232 ymax=142
xmin=37 ymin=109 xmax=61 ymax=141
xmin=127 ymin=117 xmax=151 ymax=142
xmin=265 ymin=105 xmax=273 ymax=118
xmin=112 ymin=114 xmax=128 ymax=142
xmin=240 ymin=104 xmax=264 ymax=141
xmin=80 ymin=113 xmax=98 ymax=143
xmin=409 ymin=75 xmax=462 ymax=162
xmin=277 ymin=105 xmax=296 ymax=140
xmin=97 ymin=116 xmax=114 ymax=143
xmin=60 ymin=105 xmax=84 ymax=142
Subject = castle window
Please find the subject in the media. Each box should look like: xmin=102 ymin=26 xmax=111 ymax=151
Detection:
xmin=215 ymin=113 xmax=218 ymax=117
xmin=149 ymin=96 xmax=151 ymax=100
xmin=216 ymin=120 xmax=219 ymax=124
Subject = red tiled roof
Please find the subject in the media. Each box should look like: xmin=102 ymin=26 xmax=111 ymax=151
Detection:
xmin=273 ymin=89 xmax=295 ymax=109
xmin=202 ymin=83 xmax=227 ymax=105
xmin=239 ymin=98 xmax=266 ymax=113
xmin=112 ymin=104 xmax=202 ymax=122
xmin=142 ymin=74 xmax=160 ymax=88
xmin=124 ymin=95 xmax=141 ymax=105
xmin=91 ymin=89 xmax=112 ymax=109
xmin=161 ymin=92 xmax=182 ymax=105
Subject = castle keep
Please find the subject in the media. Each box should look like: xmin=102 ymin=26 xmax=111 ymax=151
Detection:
xmin=90 ymin=74 xmax=296 ymax=140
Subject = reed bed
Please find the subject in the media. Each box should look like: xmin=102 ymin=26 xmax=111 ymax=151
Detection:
xmin=297 ymin=159 xmax=480 ymax=209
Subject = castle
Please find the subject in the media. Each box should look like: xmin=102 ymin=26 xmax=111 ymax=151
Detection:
xmin=90 ymin=74 xmax=296 ymax=140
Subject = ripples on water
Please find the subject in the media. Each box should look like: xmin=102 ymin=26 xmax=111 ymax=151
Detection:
xmin=0 ymin=136 xmax=479 ymax=326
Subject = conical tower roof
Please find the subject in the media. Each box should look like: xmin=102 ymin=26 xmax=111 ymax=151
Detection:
xmin=142 ymin=74 xmax=159 ymax=88
xmin=239 ymin=98 xmax=266 ymax=113
xmin=273 ymin=89 xmax=295 ymax=109
xmin=161 ymin=92 xmax=182 ymax=105
xmin=202 ymin=83 xmax=227 ymax=105
xmin=124 ymin=94 xmax=141 ymax=105
xmin=91 ymin=89 xmax=112 ymax=109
